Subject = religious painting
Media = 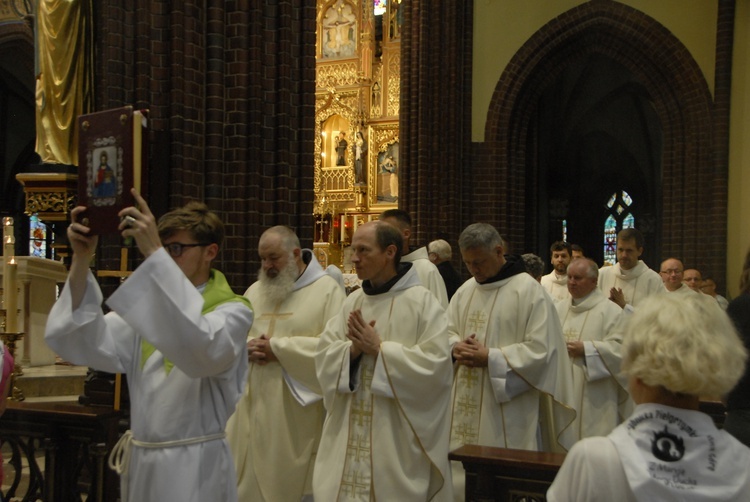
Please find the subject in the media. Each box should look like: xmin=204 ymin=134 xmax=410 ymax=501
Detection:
xmin=321 ymin=0 xmax=357 ymax=59
xmin=85 ymin=143 xmax=121 ymax=207
xmin=367 ymin=123 xmax=399 ymax=209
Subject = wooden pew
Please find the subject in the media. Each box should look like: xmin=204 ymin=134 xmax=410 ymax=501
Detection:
xmin=449 ymin=445 xmax=566 ymax=502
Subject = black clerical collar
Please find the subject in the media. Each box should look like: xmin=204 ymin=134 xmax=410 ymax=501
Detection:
xmin=362 ymin=262 xmax=412 ymax=295
xmin=479 ymin=254 xmax=527 ymax=284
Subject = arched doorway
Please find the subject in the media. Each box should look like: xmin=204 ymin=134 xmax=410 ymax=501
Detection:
xmin=536 ymin=53 xmax=662 ymax=266
xmin=484 ymin=2 xmax=716 ymax=272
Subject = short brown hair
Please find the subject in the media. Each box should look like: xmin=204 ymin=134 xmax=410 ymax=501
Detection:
xmin=158 ymin=202 xmax=224 ymax=247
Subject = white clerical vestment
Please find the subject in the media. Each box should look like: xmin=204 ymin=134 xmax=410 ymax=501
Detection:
xmin=597 ymin=260 xmax=662 ymax=307
xmin=554 ymin=289 xmax=631 ymax=440
xmin=45 ymin=249 xmax=253 ymax=502
xmin=665 ymin=283 xmax=700 ymax=297
xmin=314 ymin=264 xmax=453 ymax=501
xmin=447 ymin=257 xmax=576 ymax=501
xmin=548 ymin=404 xmax=750 ymax=502
xmin=541 ymin=271 xmax=570 ymax=301
xmin=226 ymin=251 xmax=345 ymax=501
xmin=402 ymin=246 xmax=450 ymax=308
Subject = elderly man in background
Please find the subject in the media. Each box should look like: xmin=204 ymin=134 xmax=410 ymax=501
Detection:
xmin=522 ymin=253 xmax=545 ymax=282
xmin=683 ymin=268 xmax=704 ymax=292
xmin=555 ymin=258 xmax=631 ymax=440
xmin=659 ymin=257 xmax=699 ymax=297
xmin=428 ymin=238 xmax=463 ymax=300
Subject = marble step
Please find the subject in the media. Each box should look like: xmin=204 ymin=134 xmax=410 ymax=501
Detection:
xmin=13 ymin=363 xmax=88 ymax=399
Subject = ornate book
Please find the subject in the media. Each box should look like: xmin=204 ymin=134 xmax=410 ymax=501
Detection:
xmin=77 ymin=106 xmax=148 ymax=234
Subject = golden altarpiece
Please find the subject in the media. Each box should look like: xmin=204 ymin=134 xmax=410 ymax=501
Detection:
xmin=313 ymin=0 xmax=402 ymax=271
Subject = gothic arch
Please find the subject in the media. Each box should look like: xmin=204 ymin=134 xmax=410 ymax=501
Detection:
xmin=484 ymin=0 xmax=717 ymax=269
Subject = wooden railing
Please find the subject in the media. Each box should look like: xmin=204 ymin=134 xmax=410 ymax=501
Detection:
xmin=449 ymin=445 xmax=566 ymax=502
xmin=0 ymin=401 xmax=122 ymax=502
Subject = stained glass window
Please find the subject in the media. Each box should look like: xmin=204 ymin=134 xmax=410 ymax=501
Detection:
xmin=623 ymin=213 xmax=635 ymax=229
xmin=29 ymin=214 xmax=48 ymax=258
xmin=603 ymin=215 xmax=617 ymax=266
xmin=562 ymin=219 xmax=567 ymax=243
xmin=374 ymin=0 xmax=386 ymax=16
xmin=603 ymin=191 xmax=636 ymax=266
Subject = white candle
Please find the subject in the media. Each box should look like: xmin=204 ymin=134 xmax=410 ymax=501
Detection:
xmin=5 ymin=258 xmax=17 ymax=333
xmin=367 ymin=215 xmax=372 ymax=222
xmin=340 ymin=214 xmax=345 ymax=242
xmin=353 ymin=215 xmax=359 ymax=233
xmin=3 ymin=235 xmax=12 ymax=260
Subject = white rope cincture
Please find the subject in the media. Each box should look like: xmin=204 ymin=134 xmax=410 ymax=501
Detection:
xmin=108 ymin=429 xmax=226 ymax=501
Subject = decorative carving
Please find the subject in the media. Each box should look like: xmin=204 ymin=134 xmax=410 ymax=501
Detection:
xmin=370 ymin=63 xmax=383 ymax=118
xmin=24 ymin=192 xmax=76 ymax=217
xmin=317 ymin=62 xmax=360 ymax=88
xmin=368 ymin=123 xmax=399 ymax=208
xmin=387 ymin=53 xmax=400 ymax=117
xmin=16 ymin=173 xmax=78 ymax=222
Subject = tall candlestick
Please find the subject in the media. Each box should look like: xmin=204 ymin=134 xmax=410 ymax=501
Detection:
xmin=5 ymin=258 xmax=18 ymax=333
xmin=2 ymin=217 xmax=12 ymax=240
xmin=2 ymin=219 xmax=13 ymax=315
xmin=340 ymin=214 xmax=345 ymax=242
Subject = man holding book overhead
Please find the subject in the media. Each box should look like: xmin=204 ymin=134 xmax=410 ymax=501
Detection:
xmin=45 ymin=189 xmax=254 ymax=502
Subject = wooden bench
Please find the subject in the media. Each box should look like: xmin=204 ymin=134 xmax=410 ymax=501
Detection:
xmin=449 ymin=445 xmax=566 ymax=502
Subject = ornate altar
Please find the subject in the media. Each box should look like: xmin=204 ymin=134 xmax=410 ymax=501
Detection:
xmin=314 ymin=0 xmax=402 ymax=268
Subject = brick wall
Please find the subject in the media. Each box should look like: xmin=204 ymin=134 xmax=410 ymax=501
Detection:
xmin=92 ymin=1 xmax=316 ymax=292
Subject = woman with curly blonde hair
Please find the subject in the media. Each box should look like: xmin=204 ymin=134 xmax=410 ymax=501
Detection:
xmin=548 ymin=293 xmax=750 ymax=501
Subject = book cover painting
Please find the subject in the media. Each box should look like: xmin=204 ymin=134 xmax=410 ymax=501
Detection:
xmin=78 ymin=106 xmax=147 ymax=234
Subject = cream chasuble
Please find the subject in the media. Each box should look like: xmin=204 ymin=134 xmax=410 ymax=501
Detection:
xmin=541 ymin=271 xmax=570 ymax=301
xmin=554 ymin=289 xmax=632 ymax=441
xmin=314 ymin=264 xmax=453 ymax=501
xmin=226 ymin=251 xmax=345 ymax=501
xmin=597 ymin=260 xmax=663 ymax=307
xmin=402 ymin=247 xmax=450 ymax=308
xmin=447 ymin=257 xmax=576 ymax=501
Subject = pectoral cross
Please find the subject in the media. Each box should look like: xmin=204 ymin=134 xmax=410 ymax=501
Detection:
xmin=257 ymin=304 xmax=293 ymax=337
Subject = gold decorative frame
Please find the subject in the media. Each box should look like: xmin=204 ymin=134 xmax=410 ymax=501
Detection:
xmin=314 ymin=90 xmax=361 ymax=207
xmin=368 ymin=122 xmax=399 ymax=209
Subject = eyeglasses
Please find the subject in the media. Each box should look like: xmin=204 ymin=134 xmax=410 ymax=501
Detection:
xmin=163 ymin=242 xmax=210 ymax=257
xmin=660 ymin=269 xmax=682 ymax=276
